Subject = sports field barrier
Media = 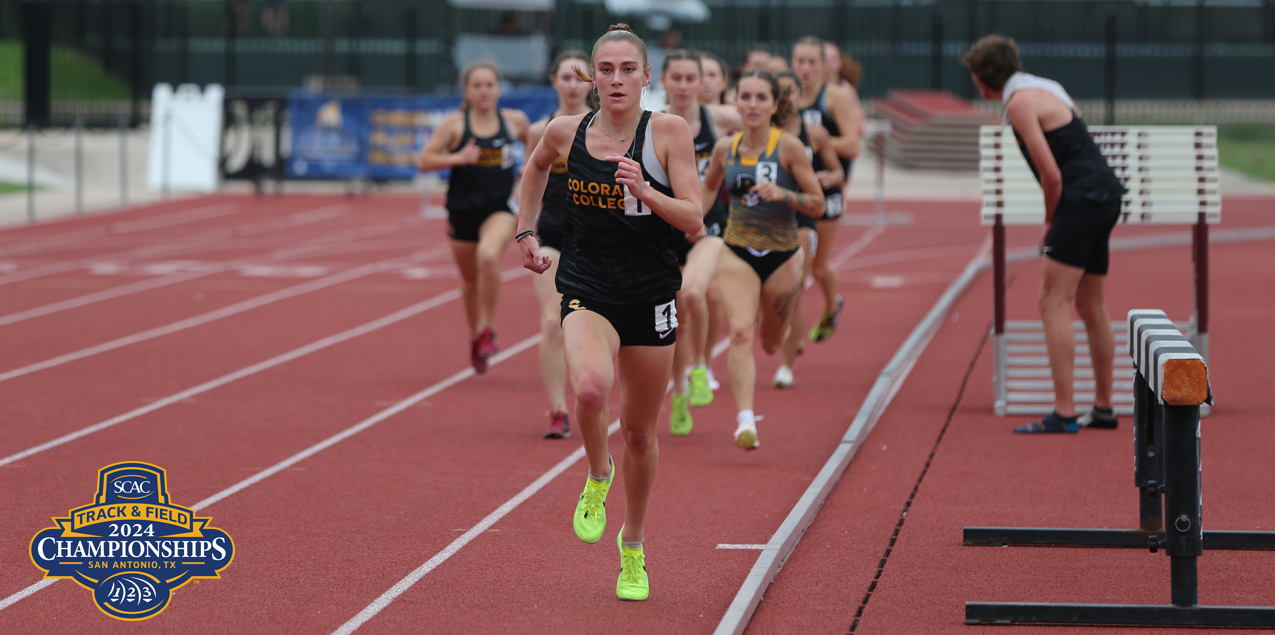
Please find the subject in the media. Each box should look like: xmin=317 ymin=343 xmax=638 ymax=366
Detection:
xmin=980 ymin=124 xmax=1219 ymax=417
xmin=964 ymin=310 xmax=1275 ymax=628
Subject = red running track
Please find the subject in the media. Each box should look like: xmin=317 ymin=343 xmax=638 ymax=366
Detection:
xmin=1 ymin=194 xmax=1271 ymax=633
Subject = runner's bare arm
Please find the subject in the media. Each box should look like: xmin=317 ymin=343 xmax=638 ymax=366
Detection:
xmin=1005 ymin=95 xmax=1063 ymax=222
xmin=811 ymin=124 xmax=844 ymax=189
xmin=417 ymin=113 xmax=470 ymax=172
xmin=707 ymin=104 xmax=743 ymax=137
xmin=699 ymin=139 xmax=729 ymax=215
xmin=825 ymin=85 xmax=862 ymax=161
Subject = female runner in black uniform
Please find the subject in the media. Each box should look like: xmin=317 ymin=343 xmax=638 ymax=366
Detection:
xmin=772 ymin=70 xmax=843 ymax=389
xmin=964 ymin=35 xmax=1126 ymax=433
xmin=418 ymin=62 xmax=530 ymax=373
xmin=661 ymin=49 xmax=742 ymax=435
xmin=700 ymin=70 xmax=825 ymax=450
xmin=526 ymin=50 xmax=595 ymax=440
xmin=792 ymin=36 xmax=864 ymax=343
xmin=515 ymin=24 xmax=702 ymax=601
xmin=698 ymin=52 xmax=729 ymax=106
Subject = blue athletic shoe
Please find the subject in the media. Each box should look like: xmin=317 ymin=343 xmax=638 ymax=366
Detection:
xmin=1013 ymin=412 xmax=1080 ymax=434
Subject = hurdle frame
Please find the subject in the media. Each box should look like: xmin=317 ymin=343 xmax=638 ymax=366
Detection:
xmin=982 ymin=125 xmax=1219 ymax=416
xmin=965 ymin=311 xmax=1275 ymax=628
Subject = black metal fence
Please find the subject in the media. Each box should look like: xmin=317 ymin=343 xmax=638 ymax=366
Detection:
xmin=3 ymin=0 xmax=1275 ymax=128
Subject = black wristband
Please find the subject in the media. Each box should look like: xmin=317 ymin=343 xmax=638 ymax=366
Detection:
xmin=515 ymin=230 xmax=535 ymax=243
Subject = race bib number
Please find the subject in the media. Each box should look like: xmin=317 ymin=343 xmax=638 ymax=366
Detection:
xmin=824 ymin=192 xmax=843 ymax=218
xmin=802 ymin=110 xmax=822 ymax=127
xmin=624 ymin=183 xmax=652 ymax=216
xmin=500 ymin=145 xmax=514 ymax=169
xmin=654 ymin=299 xmax=678 ymax=333
xmin=755 ymin=162 xmax=778 ymax=184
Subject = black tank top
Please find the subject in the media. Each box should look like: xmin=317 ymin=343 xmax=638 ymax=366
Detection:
xmin=538 ymin=111 xmax=570 ymax=234
xmin=557 ymin=111 xmax=681 ymax=304
xmin=800 ymin=85 xmax=852 ymax=179
xmin=446 ymin=109 xmax=515 ymax=213
xmin=1012 ymin=115 xmax=1127 ymax=204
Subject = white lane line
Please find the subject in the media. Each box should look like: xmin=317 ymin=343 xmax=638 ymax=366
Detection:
xmin=0 ymin=265 xmax=532 ymax=467
xmin=717 ymin=545 xmax=767 ymax=550
xmin=0 ymin=247 xmax=451 ymax=383
xmin=331 ymin=418 xmax=618 ymax=635
xmin=333 ymin=335 xmax=732 ymax=635
xmin=0 ymin=216 xmax=430 ymax=327
xmin=191 ymin=334 xmax=542 ymax=511
xmin=0 ymin=205 xmax=348 ymax=287
xmin=0 ymin=203 xmax=238 ymax=257
xmin=0 ymin=334 xmax=543 ymax=614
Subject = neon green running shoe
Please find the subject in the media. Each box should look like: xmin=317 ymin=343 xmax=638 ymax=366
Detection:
xmin=616 ymin=529 xmax=649 ymax=601
xmin=809 ymin=296 xmax=846 ymax=343
xmin=573 ymin=454 xmax=613 ymax=543
xmin=669 ymin=394 xmax=693 ymax=436
xmin=687 ymin=367 xmax=714 ymax=407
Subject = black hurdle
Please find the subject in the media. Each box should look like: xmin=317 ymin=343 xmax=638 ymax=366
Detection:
xmin=964 ymin=310 xmax=1275 ymax=628
xmin=966 ymin=309 xmax=1275 ymax=552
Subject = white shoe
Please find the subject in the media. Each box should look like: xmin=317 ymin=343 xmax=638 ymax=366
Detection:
xmin=706 ymin=367 xmax=721 ymax=391
xmin=772 ymin=365 xmax=793 ymax=389
xmin=734 ymin=413 xmax=760 ymax=450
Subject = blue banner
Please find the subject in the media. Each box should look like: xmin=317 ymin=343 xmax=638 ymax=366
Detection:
xmin=287 ymin=87 xmax=559 ymax=181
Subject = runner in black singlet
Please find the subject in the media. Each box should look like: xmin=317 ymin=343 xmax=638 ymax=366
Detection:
xmin=793 ymin=36 xmax=864 ymax=343
xmin=697 ymin=51 xmax=729 ymax=106
xmin=418 ymin=61 xmax=530 ymax=375
xmin=700 ymin=70 xmax=825 ymax=451
xmin=965 ymin=34 xmax=1127 ymax=434
xmin=773 ymin=70 xmax=843 ymax=389
xmin=525 ymin=50 xmax=595 ymax=440
xmin=660 ymin=50 xmax=743 ymax=436
xmin=514 ymin=24 xmax=703 ymax=602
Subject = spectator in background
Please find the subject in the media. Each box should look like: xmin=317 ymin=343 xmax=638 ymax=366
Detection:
xmin=498 ymin=12 xmax=522 ymax=36
xmin=661 ymin=28 xmax=683 ymax=50
xmin=261 ymin=0 xmax=288 ymax=37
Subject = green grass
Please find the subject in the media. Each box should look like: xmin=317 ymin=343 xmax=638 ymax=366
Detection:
xmin=0 ymin=182 xmax=29 ymax=195
xmin=1218 ymin=124 xmax=1275 ymax=183
xmin=0 ymin=40 xmax=131 ymax=101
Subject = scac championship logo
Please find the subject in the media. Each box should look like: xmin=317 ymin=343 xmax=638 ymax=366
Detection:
xmin=28 ymin=462 xmax=235 ymax=620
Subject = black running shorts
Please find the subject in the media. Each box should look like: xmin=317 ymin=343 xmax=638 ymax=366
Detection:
xmin=796 ymin=211 xmax=817 ymax=230
xmin=1043 ymin=198 xmax=1122 ymax=275
xmin=560 ymin=294 xmax=679 ymax=347
xmin=673 ymin=207 xmax=728 ymax=266
xmin=447 ymin=207 xmax=513 ymax=243
xmin=728 ymin=245 xmax=798 ymax=284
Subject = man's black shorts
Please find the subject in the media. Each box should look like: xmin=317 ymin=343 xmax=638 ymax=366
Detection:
xmin=447 ymin=207 xmax=513 ymax=242
xmin=560 ymin=294 xmax=678 ymax=347
xmin=1044 ymin=198 xmax=1122 ymax=275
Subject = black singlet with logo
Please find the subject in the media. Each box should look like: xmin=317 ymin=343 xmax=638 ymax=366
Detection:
xmin=445 ymin=110 xmax=516 ymax=213
xmin=800 ymin=85 xmax=852 ymax=178
xmin=692 ymin=105 xmax=729 ymax=225
xmin=538 ymin=111 xmax=571 ymax=235
xmin=557 ymin=110 xmax=681 ymax=304
xmin=1012 ymin=115 xmax=1127 ymax=203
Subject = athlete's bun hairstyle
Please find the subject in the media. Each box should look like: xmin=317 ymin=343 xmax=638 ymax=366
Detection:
xmin=574 ymin=23 xmax=650 ymax=83
xmin=739 ymin=69 xmax=795 ymax=128
xmin=661 ymin=49 xmax=702 ymax=76
xmin=962 ymin=34 xmax=1023 ymax=91
xmin=460 ymin=61 xmax=501 ymax=112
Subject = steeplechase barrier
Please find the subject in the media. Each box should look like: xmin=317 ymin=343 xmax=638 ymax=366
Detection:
xmin=963 ymin=310 xmax=1275 ymax=628
xmin=980 ymin=125 xmax=1220 ymax=416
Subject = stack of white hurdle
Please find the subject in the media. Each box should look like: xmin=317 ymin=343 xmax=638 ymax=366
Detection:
xmin=979 ymin=124 xmax=1220 ymax=416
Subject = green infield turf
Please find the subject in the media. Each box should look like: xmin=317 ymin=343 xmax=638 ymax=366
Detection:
xmin=1218 ymin=124 xmax=1275 ymax=183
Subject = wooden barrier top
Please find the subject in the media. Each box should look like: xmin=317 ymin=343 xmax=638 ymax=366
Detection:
xmin=1128 ymin=309 xmax=1213 ymax=406
xmin=980 ymin=125 xmax=1222 ymax=227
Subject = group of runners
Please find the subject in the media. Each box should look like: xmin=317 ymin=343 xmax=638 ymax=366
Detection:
xmin=418 ymin=26 xmax=1120 ymax=603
